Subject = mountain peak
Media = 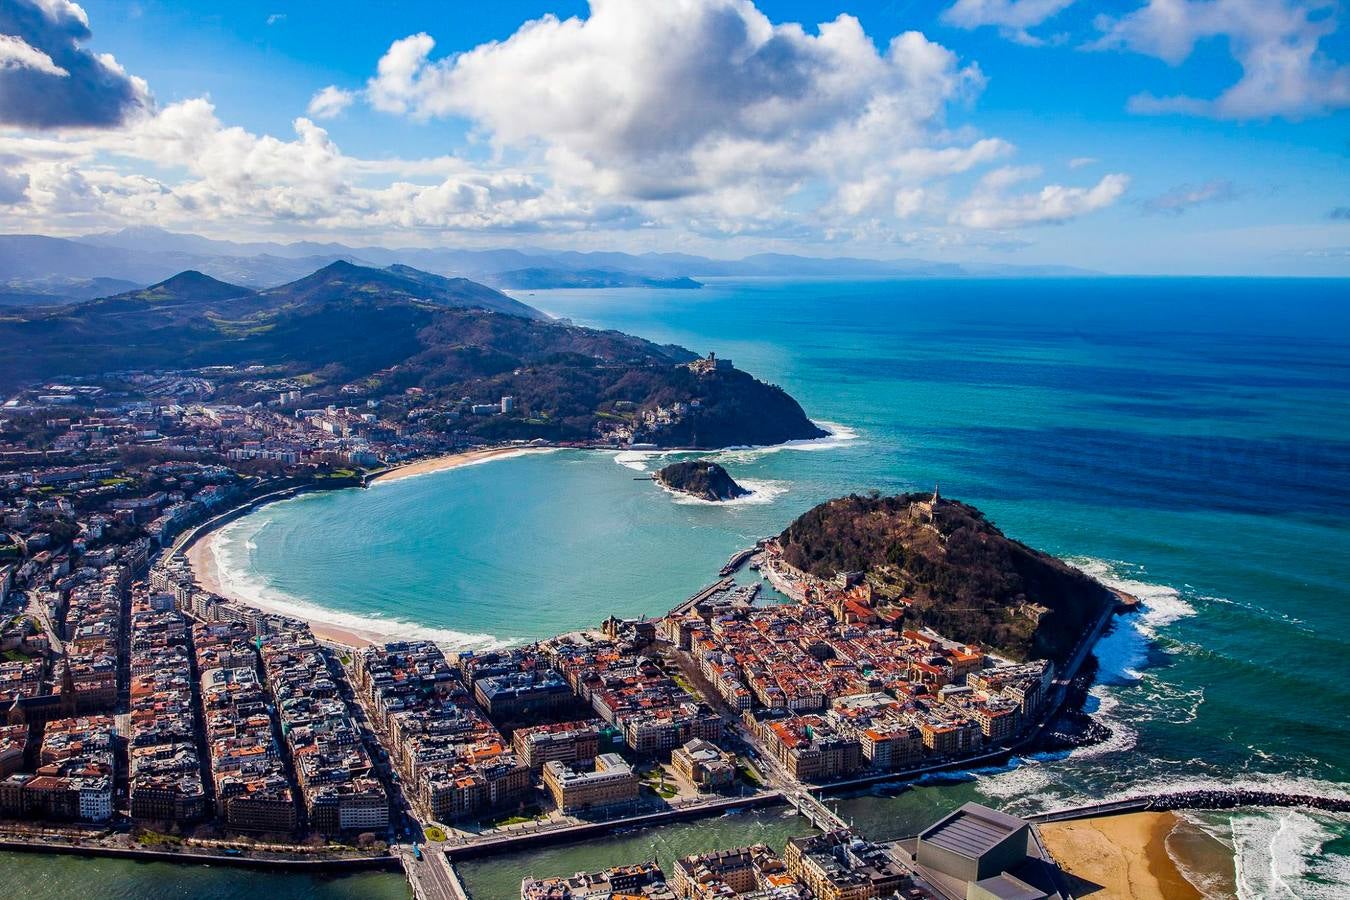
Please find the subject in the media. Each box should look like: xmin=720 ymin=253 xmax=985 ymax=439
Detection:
xmin=105 ymin=269 xmax=252 ymax=304
xmin=262 ymin=260 xmax=549 ymax=320
xmin=142 ymin=271 xmax=253 ymax=302
xmin=153 ymin=269 xmax=236 ymax=289
xmin=314 ymin=258 xmax=363 ymax=275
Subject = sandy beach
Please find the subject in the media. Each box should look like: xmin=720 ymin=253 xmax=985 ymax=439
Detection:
xmin=186 ymin=531 xmax=383 ymax=648
xmin=1039 ymin=811 xmax=1212 ymax=899
xmin=185 ymin=444 xmax=552 ymax=649
xmin=368 ymin=445 xmax=551 ymax=484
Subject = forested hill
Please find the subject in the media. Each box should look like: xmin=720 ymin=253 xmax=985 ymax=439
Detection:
xmin=778 ymin=493 xmax=1116 ymax=661
xmin=0 ymin=262 xmax=824 ymax=450
xmin=655 ymin=461 xmax=750 ymax=501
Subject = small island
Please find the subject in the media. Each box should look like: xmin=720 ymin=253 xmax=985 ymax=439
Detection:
xmin=655 ymin=460 xmax=751 ymax=501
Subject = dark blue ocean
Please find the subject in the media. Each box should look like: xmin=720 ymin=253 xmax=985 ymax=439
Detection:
xmin=201 ymin=277 xmax=1350 ymax=896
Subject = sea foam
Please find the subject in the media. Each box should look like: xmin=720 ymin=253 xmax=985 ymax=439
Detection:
xmin=207 ymin=518 xmax=515 ymax=651
xmin=1227 ymin=808 xmax=1350 ymax=900
xmin=658 ymin=478 xmax=790 ymax=507
xmin=612 ymin=420 xmax=860 ymax=472
xmin=716 ymin=420 xmax=860 ymax=461
xmin=1068 ymin=557 xmax=1197 ymax=682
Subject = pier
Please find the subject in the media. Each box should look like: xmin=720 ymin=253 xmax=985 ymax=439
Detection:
xmin=667 ymin=576 xmax=737 ymax=618
xmin=719 ymin=546 xmax=757 ymax=577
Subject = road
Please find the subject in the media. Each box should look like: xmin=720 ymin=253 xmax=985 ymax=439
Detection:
xmin=396 ymin=845 xmax=468 ymax=900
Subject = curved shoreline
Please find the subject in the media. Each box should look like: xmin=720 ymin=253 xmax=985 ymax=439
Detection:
xmin=1039 ymin=811 xmax=1215 ymax=899
xmin=185 ymin=445 xmax=558 ymax=648
xmin=185 ymin=422 xmax=853 ymax=649
xmin=367 ymin=445 xmax=557 ymax=484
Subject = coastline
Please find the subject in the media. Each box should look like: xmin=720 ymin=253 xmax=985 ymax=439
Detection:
xmin=186 ymin=445 xmax=555 ymax=649
xmin=1038 ymin=811 xmax=1227 ymax=899
xmin=367 ymin=444 xmax=556 ymax=484
xmin=183 ymin=429 xmax=838 ymax=650
xmin=186 ymin=534 xmax=386 ymax=649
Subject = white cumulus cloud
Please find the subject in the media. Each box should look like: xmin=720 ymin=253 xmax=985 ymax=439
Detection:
xmin=306 ymin=85 xmax=355 ymax=119
xmin=0 ymin=0 xmax=151 ymax=128
xmin=359 ymin=0 xmax=988 ymax=213
xmin=0 ymin=32 xmax=66 ymax=75
xmin=942 ymin=0 xmax=1076 ymax=45
xmin=954 ymin=169 xmax=1129 ymax=228
xmin=0 ymin=0 xmax=1133 ymax=246
xmin=1093 ymin=0 xmax=1350 ymax=119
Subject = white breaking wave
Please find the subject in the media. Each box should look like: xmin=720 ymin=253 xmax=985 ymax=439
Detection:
xmin=613 ymin=450 xmax=660 ymax=471
xmin=972 ymin=756 xmax=1060 ymax=806
xmin=206 ymin=519 xmax=515 ymax=651
xmin=659 ymin=478 xmax=790 ymax=507
xmin=612 ymin=420 xmax=860 ymax=472
xmin=1068 ymin=557 xmax=1197 ymax=682
xmin=1070 ymin=686 xmax=1139 ymax=760
xmin=716 ymin=420 xmax=861 ymax=462
xmin=1228 ymin=808 xmax=1350 ymax=900
xmin=970 ymin=557 xmax=1197 ymax=802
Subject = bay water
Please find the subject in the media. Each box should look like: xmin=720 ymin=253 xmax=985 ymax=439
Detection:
xmin=117 ymin=277 xmax=1350 ymax=897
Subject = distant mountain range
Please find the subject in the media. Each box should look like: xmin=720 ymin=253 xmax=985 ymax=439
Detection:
xmin=0 ymin=227 xmax=1098 ymax=305
xmin=0 ymin=259 xmax=824 ymax=448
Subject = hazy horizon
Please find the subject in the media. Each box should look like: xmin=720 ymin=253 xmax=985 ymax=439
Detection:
xmin=1 ymin=1 xmax=1348 ymax=276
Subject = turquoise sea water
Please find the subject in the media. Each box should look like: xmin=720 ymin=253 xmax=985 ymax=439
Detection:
xmin=198 ymin=277 xmax=1350 ymax=897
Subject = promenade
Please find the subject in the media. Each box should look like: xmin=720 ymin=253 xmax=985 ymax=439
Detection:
xmin=0 ymin=829 xmax=397 ymax=871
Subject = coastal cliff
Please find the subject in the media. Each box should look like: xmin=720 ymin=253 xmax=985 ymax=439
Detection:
xmin=655 ymin=461 xmax=750 ymax=501
xmin=778 ymin=491 xmax=1116 ymax=661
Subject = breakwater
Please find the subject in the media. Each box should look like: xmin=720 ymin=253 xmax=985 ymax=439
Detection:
xmin=1026 ymin=790 xmax=1350 ymax=823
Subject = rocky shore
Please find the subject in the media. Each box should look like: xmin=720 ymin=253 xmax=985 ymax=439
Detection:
xmin=654 ymin=460 xmax=750 ymax=501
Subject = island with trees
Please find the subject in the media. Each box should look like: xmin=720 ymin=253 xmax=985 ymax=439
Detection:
xmin=654 ymin=460 xmax=751 ymax=501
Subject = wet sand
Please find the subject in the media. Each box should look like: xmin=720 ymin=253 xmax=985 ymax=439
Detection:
xmin=186 ymin=533 xmax=380 ymax=648
xmin=1039 ymin=811 xmax=1206 ymax=899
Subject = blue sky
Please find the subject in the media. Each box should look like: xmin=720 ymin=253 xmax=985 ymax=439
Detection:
xmin=2 ymin=0 xmax=1348 ymax=274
